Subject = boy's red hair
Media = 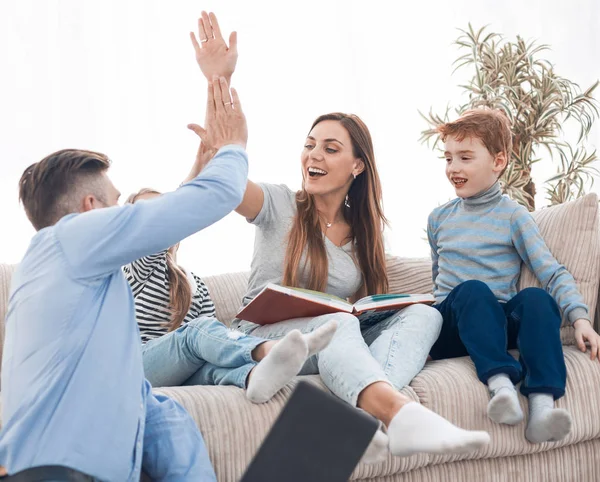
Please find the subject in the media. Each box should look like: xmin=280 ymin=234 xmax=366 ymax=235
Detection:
xmin=437 ymin=108 xmax=513 ymax=176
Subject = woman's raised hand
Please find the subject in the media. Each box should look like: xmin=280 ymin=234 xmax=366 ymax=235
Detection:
xmin=190 ymin=11 xmax=238 ymax=84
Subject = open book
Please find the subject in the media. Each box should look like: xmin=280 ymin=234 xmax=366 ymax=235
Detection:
xmin=236 ymin=283 xmax=435 ymax=325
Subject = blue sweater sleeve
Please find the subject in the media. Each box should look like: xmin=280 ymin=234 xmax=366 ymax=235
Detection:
xmin=55 ymin=145 xmax=248 ymax=281
xmin=510 ymin=205 xmax=589 ymax=323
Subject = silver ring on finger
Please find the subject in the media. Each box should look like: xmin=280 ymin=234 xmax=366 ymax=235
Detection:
xmin=200 ymin=38 xmax=209 ymax=43
xmin=224 ymin=101 xmax=232 ymax=106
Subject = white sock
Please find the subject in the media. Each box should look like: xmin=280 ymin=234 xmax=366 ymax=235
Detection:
xmin=487 ymin=374 xmax=524 ymax=425
xmin=305 ymin=320 xmax=338 ymax=357
xmin=246 ymin=321 xmax=337 ymax=404
xmin=525 ymin=393 xmax=572 ymax=444
xmin=359 ymin=429 xmax=389 ymax=465
xmin=388 ymin=402 xmax=490 ymax=457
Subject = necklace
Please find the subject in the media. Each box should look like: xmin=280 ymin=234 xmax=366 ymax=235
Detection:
xmin=319 ymin=213 xmax=342 ymax=230
xmin=316 ymin=206 xmax=345 ymax=232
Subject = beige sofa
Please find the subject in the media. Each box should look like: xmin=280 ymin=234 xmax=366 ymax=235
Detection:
xmin=1 ymin=193 xmax=600 ymax=481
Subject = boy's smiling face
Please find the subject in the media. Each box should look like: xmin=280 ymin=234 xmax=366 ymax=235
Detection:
xmin=444 ymin=134 xmax=507 ymax=198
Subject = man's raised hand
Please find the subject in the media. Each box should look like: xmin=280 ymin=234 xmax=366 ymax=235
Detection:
xmin=187 ymin=76 xmax=247 ymax=151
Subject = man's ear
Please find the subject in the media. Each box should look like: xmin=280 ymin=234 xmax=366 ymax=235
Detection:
xmin=81 ymin=195 xmax=97 ymax=213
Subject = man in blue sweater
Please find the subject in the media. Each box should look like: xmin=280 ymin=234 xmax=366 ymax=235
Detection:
xmin=427 ymin=108 xmax=600 ymax=444
xmin=0 ymin=78 xmax=246 ymax=481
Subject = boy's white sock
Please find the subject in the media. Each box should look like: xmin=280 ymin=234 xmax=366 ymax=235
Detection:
xmin=388 ymin=402 xmax=490 ymax=457
xmin=525 ymin=393 xmax=572 ymax=444
xmin=246 ymin=321 xmax=337 ymax=404
xmin=487 ymin=374 xmax=524 ymax=425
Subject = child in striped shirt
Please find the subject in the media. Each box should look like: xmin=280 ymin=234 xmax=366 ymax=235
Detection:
xmin=426 ymin=108 xmax=600 ymax=444
xmin=124 ymin=188 xmax=336 ymax=404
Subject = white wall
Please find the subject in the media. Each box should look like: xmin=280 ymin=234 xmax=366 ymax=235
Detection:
xmin=1 ymin=0 xmax=598 ymax=275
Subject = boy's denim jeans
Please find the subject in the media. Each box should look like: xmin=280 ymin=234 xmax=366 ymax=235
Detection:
xmin=430 ymin=280 xmax=566 ymax=399
xmin=142 ymin=317 xmax=263 ymax=388
xmin=231 ymin=304 xmax=443 ymax=406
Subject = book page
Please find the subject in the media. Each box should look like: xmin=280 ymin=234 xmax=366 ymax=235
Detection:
xmin=286 ymin=287 xmax=352 ymax=308
xmin=353 ymin=294 xmax=435 ymax=313
xmin=354 ymin=294 xmax=410 ymax=307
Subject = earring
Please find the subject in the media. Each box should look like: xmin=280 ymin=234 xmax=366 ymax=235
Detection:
xmin=353 ymin=173 xmax=357 ymax=180
xmin=344 ymin=194 xmax=350 ymax=208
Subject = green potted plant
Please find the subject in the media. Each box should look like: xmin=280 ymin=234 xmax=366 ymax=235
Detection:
xmin=420 ymin=24 xmax=599 ymax=210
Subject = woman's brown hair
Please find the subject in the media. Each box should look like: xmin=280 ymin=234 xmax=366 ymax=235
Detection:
xmin=127 ymin=188 xmax=192 ymax=331
xmin=282 ymin=113 xmax=389 ymax=295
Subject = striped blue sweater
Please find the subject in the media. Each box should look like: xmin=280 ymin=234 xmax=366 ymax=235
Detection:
xmin=427 ymin=182 xmax=589 ymax=323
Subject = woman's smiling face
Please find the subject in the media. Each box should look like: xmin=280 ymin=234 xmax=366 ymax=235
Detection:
xmin=301 ymin=120 xmax=362 ymax=196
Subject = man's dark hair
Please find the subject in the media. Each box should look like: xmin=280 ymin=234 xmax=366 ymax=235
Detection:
xmin=19 ymin=149 xmax=111 ymax=230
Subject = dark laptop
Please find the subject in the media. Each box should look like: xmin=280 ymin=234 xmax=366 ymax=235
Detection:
xmin=240 ymin=380 xmax=380 ymax=482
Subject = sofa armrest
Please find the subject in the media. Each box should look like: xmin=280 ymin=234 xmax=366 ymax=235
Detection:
xmin=0 ymin=264 xmax=17 ymax=375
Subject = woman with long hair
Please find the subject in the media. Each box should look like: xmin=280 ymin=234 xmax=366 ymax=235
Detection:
xmin=188 ymin=12 xmax=491 ymax=459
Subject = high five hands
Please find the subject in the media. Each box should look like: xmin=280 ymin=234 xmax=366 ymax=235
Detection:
xmin=185 ymin=12 xmax=241 ymax=177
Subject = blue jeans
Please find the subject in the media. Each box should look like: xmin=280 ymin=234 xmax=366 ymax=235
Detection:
xmin=229 ymin=304 xmax=442 ymax=406
xmin=430 ymin=280 xmax=566 ymax=399
xmin=142 ymin=317 xmax=264 ymax=388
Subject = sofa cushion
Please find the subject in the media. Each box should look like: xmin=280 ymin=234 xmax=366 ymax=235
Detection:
xmin=361 ymin=440 xmax=600 ymax=482
xmin=518 ymin=193 xmax=600 ymax=344
xmin=204 ymin=271 xmax=249 ymax=326
xmin=154 ymin=345 xmax=600 ymax=482
xmin=411 ymin=346 xmax=600 ymax=459
xmin=154 ymin=377 xmax=421 ymax=482
xmin=386 ymin=256 xmax=434 ymax=296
